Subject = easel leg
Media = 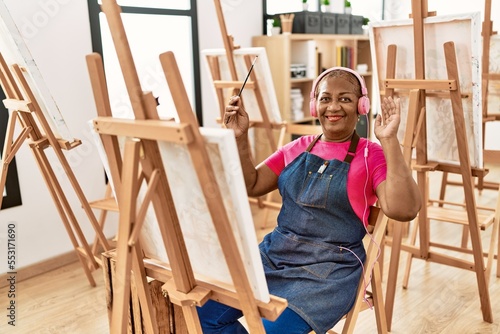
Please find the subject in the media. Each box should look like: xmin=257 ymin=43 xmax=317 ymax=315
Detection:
xmin=30 ymin=144 xmax=97 ymax=286
xmin=485 ymin=213 xmax=499 ymax=285
xmin=385 ymin=219 xmax=403 ymax=332
xmin=111 ymin=139 xmax=141 ymax=334
xmin=402 ymin=218 xmax=419 ymax=288
xmin=131 ymin=240 xmax=158 ymax=334
xmin=371 ymin=263 xmax=388 ymax=334
xmin=56 ymin=149 xmax=111 ymax=254
xmin=497 ymin=222 xmax=500 ymax=278
xmin=438 ymin=172 xmax=448 ymax=207
xmin=91 ymin=183 xmax=113 ymax=257
xmin=444 ymin=40 xmax=492 ymax=322
xmin=181 ymin=304 xmax=203 ymax=333
xmin=33 ymin=144 xmax=101 ymax=269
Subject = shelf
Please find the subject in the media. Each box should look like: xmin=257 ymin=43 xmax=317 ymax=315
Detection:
xmin=291 ymin=77 xmax=314 ymax=84
xmin=268 ymin=33 xmax=370 ymax=42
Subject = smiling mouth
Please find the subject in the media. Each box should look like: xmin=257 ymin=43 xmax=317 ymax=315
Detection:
xmin=325 ymin=115 xmax=343 ymax=122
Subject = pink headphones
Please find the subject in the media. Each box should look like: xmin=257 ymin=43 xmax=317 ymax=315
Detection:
xmin=309 ymin=67 xmax=370 ymax=117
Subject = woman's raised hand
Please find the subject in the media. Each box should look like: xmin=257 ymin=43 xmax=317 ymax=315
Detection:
xmin=374 ymin=96 xmax=401 ymax=141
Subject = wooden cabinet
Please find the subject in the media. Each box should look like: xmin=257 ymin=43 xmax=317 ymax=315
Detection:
xmin=252 ymin=34 xmax=373 ymax=136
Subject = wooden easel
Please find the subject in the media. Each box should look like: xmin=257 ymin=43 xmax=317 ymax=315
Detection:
xmin=0 ymin=52 xmax=110 ymax=286
xmin=206 ymin=0 xmax=294 ymax=227
xmin=435 ymin=1 xmax=500 ymax=284
xmin=382 ymin=1 xmax=495 ymax=330
xmin=88 ymin=1 xmax=287 ymax=333
xmin=439 ymin=0 xmax=500 ymax=195
xmin=207 ymin=0 xmax=280 ymax=152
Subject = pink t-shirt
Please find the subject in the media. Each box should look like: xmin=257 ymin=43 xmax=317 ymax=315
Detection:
xmin=264 ymin=135 xmax=387 ymax=225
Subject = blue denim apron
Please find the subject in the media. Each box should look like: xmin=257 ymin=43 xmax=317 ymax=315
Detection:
xmin=259 ymin=132 xmax=366 ymax=334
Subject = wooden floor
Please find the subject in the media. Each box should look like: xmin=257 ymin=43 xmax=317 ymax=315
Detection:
xmin=2 ymin=168 xmax=500 ymax=333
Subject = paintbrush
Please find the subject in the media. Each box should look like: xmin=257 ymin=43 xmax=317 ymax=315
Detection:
xmin=225 ymin=55 xmax=259 ymax=124
xmin=237 ymin=55 xmax=258 ymax=96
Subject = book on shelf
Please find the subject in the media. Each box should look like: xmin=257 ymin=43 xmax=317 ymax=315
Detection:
xmin=335 ymin=46 xmax=354 ymax=69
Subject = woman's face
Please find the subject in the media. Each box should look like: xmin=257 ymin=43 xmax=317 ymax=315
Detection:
xmin=316 ymin=76 xmax=359 ymax=142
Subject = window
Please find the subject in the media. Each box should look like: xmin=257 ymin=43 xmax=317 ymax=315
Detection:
xmin=87 ymin=1 xmax=202 ymax=123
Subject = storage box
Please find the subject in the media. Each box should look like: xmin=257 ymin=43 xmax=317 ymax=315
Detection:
xmin=102 ymin=250 xmax=188 ymax=333
xmin=350 ymin=15 xmax=364 ymax=34
xmin=290 ymin=64 xmax=307 ymax=78
xmin=336 ymin=14 xmax=351 ymax=34
xmin=292 ymin=11 xmax=321 ymax=34
xmin=321 ymin=13 xmax=336 ymax=34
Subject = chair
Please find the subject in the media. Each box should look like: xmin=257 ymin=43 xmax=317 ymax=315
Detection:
xmin=255 ymin=124 xmax=388 ymax=333
xmin=327 ymin=206 xmax=389 ymax=334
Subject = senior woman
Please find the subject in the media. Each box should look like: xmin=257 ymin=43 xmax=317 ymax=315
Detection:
xmin=198 ymin=67 xmax=421 ymax=334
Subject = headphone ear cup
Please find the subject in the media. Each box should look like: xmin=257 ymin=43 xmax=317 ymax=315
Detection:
xmin=358 ymin=96 xmax=370 ymax=115
xmin=310 ymin=98 xmax=317 ymax=117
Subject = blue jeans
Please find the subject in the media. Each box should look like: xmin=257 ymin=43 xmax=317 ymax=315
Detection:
xmin=197 ymin=300 xmax=312 ymax=334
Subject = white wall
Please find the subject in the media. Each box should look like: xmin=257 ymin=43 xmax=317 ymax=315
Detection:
xmin=0 ymin=0 xmax=262 ymax=274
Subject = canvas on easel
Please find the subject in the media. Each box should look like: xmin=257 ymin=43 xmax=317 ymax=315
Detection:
xmin=132 ymin=126 xmax=270 ymax=302
xmin=0 ymin=1 xmax=73 ymax=143
xmin=438 ymin=0 xmax=500 ymax=200
xmin=206 ymin=0 xmax=286 ymax=156
xmin=202 ymin=47 xmax=282 ymax=126
xmin=370 ymin=11 xmax=483 ymax=168
xmin=369 ymin=2 xmax=496 ymax=330
xmin=434 ymin=0 xmax=500 ymax=279
xmin=88 ymin=1 xmax=287 ymax=332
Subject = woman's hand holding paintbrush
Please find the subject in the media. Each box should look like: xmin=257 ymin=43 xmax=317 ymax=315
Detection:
xmin=224 ymin=95 xmax=249 ymax=138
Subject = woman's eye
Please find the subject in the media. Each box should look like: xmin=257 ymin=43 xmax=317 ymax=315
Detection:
xmin=339 ymin=97 xmax=352 ymax=102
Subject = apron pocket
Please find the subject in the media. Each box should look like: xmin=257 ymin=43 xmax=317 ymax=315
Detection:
xmin=297 ymin=172 xmax=333 ymax=208
xmin=301 ymin=262 xmax=337 ymax=279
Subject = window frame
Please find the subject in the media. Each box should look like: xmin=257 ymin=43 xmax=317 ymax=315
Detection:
xmin=86 ymin=0 xmax=203 ymax=124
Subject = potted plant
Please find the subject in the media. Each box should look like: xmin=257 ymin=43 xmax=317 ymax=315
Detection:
xmin=321 ymin=0 xmax=330 ymax=13
xmin=362 ymin=17 xmax=370 ymax=35
xmin=271 ymin=16 xmax=281 ymax=36
xmin=302 ymin=0 xmax=308 ymax=11
xmin=344 ymin=0 xmax=352 ymax=14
